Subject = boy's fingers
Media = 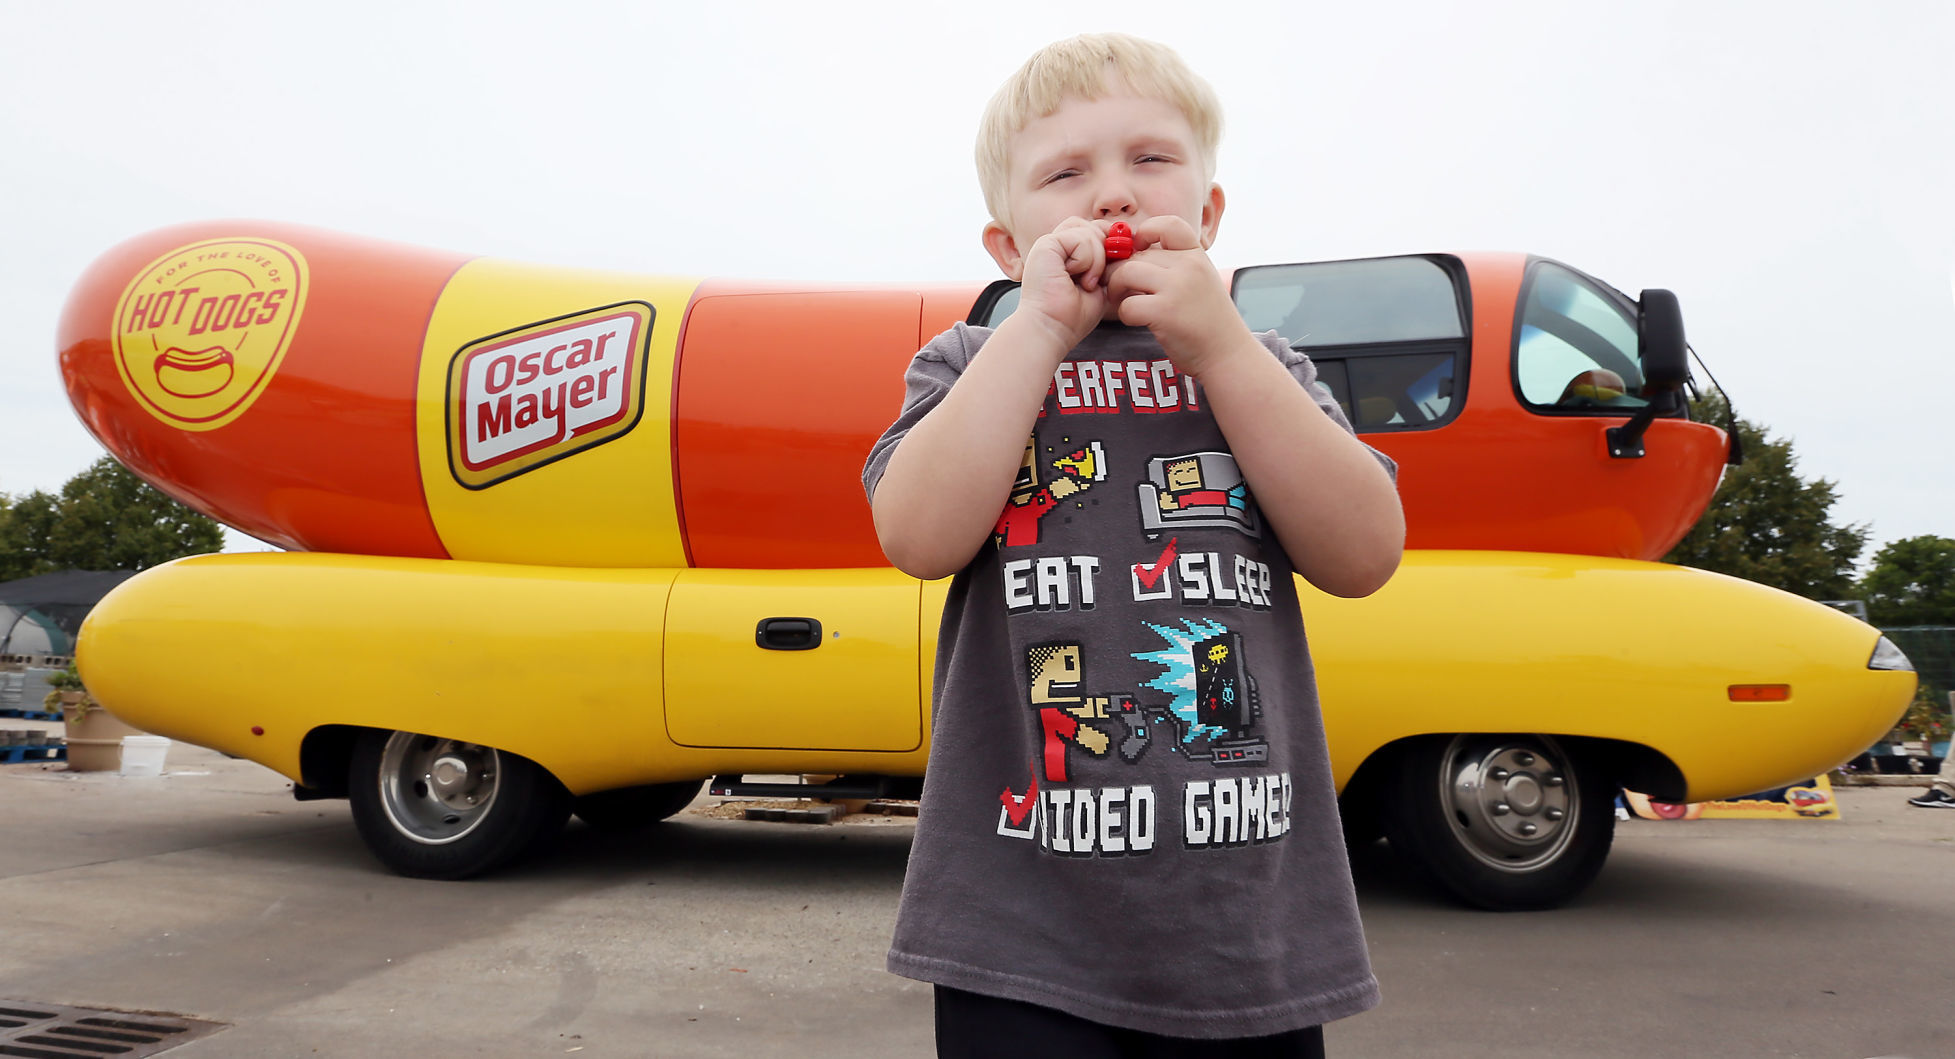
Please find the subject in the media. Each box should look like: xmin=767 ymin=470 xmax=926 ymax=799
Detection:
xmin=1052 ymin=227 xmax=1104 ymax=288
xmin=1102 ymin=266 xmax=1138 ymax=302
xmin=1062 ymin=238 xmax=1090 ymax=275
xmin=1115 ymin=291 xmax=1160 ymax=328
xmin=1133 ymin=216 xmax=1202 ymax=252
xmin=1103 ymin=258 xmax=1164 ymax=301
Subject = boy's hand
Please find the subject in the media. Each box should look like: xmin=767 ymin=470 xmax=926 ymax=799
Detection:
xmin=1014 ymin=217 xmax=1114 ymax=350
xmin=1105 ymin=217 xmax=1254 ymax=377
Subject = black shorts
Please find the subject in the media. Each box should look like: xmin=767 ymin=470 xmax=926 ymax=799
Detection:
xmin=933 ymin=985 xmax=1327 ymax=1059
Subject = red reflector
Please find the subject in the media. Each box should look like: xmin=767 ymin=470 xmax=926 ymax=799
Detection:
xmin=1728 ymin=684 xmax=1791 ymax=702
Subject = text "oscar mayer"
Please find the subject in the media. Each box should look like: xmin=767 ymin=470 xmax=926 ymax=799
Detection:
xmin=451 ymin=304 xmax=648 ymax=485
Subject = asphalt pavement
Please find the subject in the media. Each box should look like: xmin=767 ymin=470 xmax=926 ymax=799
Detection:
xmin=2 ymin=737 xmax=1951 ymax=1058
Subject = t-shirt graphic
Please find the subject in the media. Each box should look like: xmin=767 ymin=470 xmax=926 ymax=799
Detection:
xmin=994 ymin=437 xmax=1108 ymax=547
xmin=862 ymin=321 xmax=1396 ymax=1038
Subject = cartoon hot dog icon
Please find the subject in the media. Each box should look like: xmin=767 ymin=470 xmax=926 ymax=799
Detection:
xmin=154 ymin=345 xmax=235 ymax=398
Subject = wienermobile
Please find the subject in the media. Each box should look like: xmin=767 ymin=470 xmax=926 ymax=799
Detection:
xmin=60 ymin=221 xmax=1916 ymax=909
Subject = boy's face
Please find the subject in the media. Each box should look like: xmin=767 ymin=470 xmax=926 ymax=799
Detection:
xmin=983 ymin=84 xmax=1223 ymax=281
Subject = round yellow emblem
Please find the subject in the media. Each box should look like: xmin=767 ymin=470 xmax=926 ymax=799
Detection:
xmin=110 ymin=237 xmax=308 ymax=431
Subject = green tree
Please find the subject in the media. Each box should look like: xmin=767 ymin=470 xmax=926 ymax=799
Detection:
xmin=0 ymin=489 xmax=62 ymax=581
xmin=1663 ymin=394 xmax=1867 ymax=599
xmin=1861 ymin=535 xmax=1955 ymax=627
xmin=0 ymin=457 xmax=224 ymax=578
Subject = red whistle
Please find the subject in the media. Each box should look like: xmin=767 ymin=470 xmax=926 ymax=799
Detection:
xmin=1104 ymin=222 xmax=1134 ymax=260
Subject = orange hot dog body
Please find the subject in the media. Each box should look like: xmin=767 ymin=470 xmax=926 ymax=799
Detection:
xmin=671 ymin=281 xmax=977 ymax=569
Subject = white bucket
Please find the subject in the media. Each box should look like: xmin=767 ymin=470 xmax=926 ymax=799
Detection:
xmin=120 ymin=735 xmax=171 ymax=777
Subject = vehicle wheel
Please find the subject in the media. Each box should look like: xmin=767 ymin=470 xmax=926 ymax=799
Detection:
xmin=348 ymin=729 xmax=571 ymax=880
xmin=572 ymin=779 xmax=706 ymax=832
xmin=1382 ymin=734 xmax=1615 ymax=911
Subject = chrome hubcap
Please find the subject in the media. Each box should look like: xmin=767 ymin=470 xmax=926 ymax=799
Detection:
xmin=378 ymin=732 xmax=500 ymax=845
xmin=1440 ymin=737 xmax=1578 ymax=872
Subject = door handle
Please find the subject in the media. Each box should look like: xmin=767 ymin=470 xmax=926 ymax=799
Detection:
xmin=755 ymin=617 xmax=823 ymax=651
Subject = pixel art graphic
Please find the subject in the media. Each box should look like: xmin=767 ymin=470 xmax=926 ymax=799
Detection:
xmin=1126 ymin=619 xmax=1269 ymax=767
xmin=994 ymin=436 xmax=1108 ymax=547
xmin=1135 ymin=451 xmax=1260 ymax=539
xmin=1025 ymin=641 xmax=1118 ymax=782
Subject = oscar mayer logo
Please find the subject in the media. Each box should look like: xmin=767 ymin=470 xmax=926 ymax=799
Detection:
xmin=446 ymin=302 xmax=653 ymax=489
xmin=110 ymin=238 xmax=308 ymax=431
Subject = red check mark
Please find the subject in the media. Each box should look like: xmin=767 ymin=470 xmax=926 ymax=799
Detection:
xmin=1000 ymin=760 xmax=1040 ymax=827
xmin=1133 ymin=537 xmax=1179 ymax=590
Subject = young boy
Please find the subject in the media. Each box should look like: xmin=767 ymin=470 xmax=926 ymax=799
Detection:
xmin=862 ymin=33 xmax=1404 ymax=1056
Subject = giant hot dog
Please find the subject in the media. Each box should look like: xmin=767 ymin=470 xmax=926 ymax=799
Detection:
xmin=60 ymin=221 xmax=963 ymax=569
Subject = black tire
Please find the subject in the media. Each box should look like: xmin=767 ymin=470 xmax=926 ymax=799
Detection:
xmin=572 ymin=779 xmax=706 ymax=832
xmin=1337 ymin=771 xmax=1386 ymax=850
xmin=1382 ymin=734 xmax=1615 ymax=911
xmin=1339 ymin=797 xmax=1384 ymax=849
xmin=348 ymin=729 xmax=571 ymax=880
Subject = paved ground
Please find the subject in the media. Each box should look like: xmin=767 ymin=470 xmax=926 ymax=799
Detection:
xmin=2 ymin=735 xmax=1952 ymax=1058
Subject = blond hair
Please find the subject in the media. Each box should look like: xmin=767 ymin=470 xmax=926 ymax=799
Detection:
xmin=976 ymin=33 xmax=1223 ymax=228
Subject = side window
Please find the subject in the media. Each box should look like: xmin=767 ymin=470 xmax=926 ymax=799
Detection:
xmin=1309 ymin=354 xmax=1458 ymax=430
xmin=1234 ymin=256 xmax=1468 ymax=434
xmin=1347 ymin=353 xmax=1456 ymax=429
xmin=1236 ymin=257 xmax=1464 ymax=346
xmin=1312 ymin=359 xmax=1352 ymax=422
xmin=970 ymin=282 xmax=1020 ymax=328
xmin=1514 ymin=262 xmax=1649 ymax=412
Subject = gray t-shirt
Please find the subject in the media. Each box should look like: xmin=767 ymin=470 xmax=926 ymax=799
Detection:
xmin=862 ymin=321 xmax=1391 ymax=1038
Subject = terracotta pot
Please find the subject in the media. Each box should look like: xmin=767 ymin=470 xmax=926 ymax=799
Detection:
xmin=62 ymin=704 xmax=144 ymax=772
xmin=57 ymin=690 xmax=84 ymax=705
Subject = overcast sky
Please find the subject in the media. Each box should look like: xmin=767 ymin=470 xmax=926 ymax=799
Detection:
xmin=2 ymin=0 xmax=1949 ymax=559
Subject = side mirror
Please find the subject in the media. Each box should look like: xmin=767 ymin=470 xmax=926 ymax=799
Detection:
xmin=1606 ymin=288 xmax=1689 ymax=458
xmin=1636 ymin=289 xmax=1688 ymax=393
